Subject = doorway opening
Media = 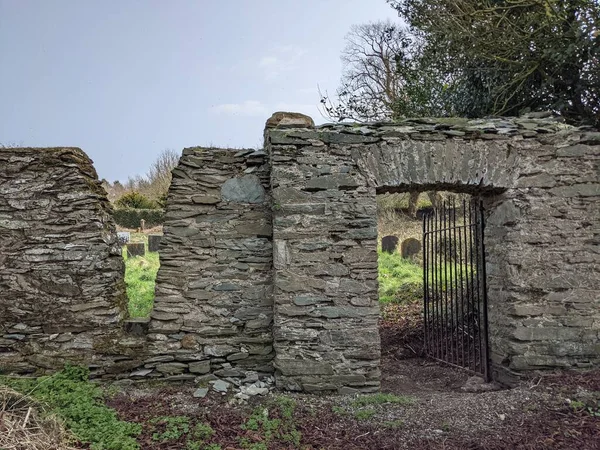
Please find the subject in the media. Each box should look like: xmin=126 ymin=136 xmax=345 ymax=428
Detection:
xmin=377 ymin=190 xmax=490 ymax=391
xmin=423 ymin=199 xmax=490 ymax=381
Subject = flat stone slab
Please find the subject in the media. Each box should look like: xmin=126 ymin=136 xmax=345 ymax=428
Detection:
xmin=221 ymin=175 xmax=265 ymax=204
xmin=209 ymin=379 xmax=230 ymax=393
xmin=193 ymin=387 xmax=209 ymax=398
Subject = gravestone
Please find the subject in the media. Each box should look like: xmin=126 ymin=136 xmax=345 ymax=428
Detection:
xmin=148 ymin=234 xmax=162 ymax=252
xmin=381 ymin=235 xmax=399 ymax=254
xmin=140 ymin=219 xmax=146 ymax=231
xmin=401 ymin=238 xmax=421 ymax=259
xmin=400 ymin=238 xmax=421 ymax=259
xmin=117 ymin=231 xmax=130 ymax=246
xmin=127 ymin=242 xmax=145 ymax=258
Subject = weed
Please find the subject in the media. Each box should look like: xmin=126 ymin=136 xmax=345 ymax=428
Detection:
xmin=569 ymin=398 xmax=600 ymax=417
xmin=150 ymin=416 xmax=190 ymax=442
xmin=191 ymin=422 xmax=215 ymax=441
xmin=0 ymin=365 xmax=141 ymax=450
xmin=382 ymin=419 xmax=404 ymax=428
xmin=274 ymin=396 xmax=297 ymax=420
xmin=351 ymin=393 xmax=414 ymax=408
xmin=441 ymin=422 xmax=451 ymax=432
xmin=332 ymin=406 xmax=348 ymax=416
xmin=354 ymin=409 xmax=376 ymax=420
xmin=239 ymin=398 xmax=302 ymax=449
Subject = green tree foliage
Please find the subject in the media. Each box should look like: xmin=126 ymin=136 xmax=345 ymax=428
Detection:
xmin=387 ymin=0 xmax=600 ymax=125
xmin=115 ymin=191 xmax=157 ymax=209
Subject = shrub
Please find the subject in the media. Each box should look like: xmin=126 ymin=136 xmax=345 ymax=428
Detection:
xmin=115 ymin=191 xmax=157 ymax=210
xmin=112 ymin=208 xmax=164 ymax=229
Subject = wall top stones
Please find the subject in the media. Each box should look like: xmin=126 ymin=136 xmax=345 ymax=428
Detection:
xmin=267 ymin=113 xmax=599 ymax=144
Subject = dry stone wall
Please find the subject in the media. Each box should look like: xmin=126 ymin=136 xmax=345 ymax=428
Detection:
xmin=265 ymin=115 xmax=599 ymax=388
xmin=147 ymin=147 xmax=274 ymax=379
xmin=0 ymin=148 xmax=129 ymax=375
xmin=1 ymin=115 xmax=598 ymax=391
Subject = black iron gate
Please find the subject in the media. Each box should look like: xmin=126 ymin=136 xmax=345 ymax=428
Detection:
xmin=422 ymin=199 xmax=490 ymax=381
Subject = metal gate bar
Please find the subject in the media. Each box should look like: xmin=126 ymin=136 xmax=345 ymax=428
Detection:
xmin=423 ymin=199 xmax=490 ymax=380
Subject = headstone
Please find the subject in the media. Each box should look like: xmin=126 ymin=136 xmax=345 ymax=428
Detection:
xmin=148 ymin=234 xmax=162 ymax=252
xmin=127 ymin=242 xmax=145 ymax=258
xmin=401 ymin=238 xmax=421 ymax=259
xmin=117 ymin=231 xmax=130 ymax=246
xmin=381 ymin=235 xmax=399 ymax=254
xmin=140 ymin=219 xmax=146 ymax=231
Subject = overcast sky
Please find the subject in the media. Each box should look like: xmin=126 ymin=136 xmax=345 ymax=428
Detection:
xmin=0 ymin=1 xmax=399 ymax=181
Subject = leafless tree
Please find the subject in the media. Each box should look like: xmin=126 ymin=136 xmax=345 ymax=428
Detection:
xmin=103 ymin=149 xmax=180 ymax=207
xmin=144 ymin=149 xmax=179 ymax=203
xmin=320 ymin=21 xmax=411 ymax=122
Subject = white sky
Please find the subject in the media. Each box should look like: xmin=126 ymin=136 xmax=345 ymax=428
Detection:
xmin=0 ymin=1 xmax=400 ymax=181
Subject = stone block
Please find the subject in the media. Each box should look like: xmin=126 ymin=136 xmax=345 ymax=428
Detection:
xmin=221 ymin=175 xmax=266 ymax=203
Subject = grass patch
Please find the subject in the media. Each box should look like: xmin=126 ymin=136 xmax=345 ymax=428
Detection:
xmin=378 ymin=249 xmax=474 ymax=304
xmin=382 ymin=419 xmax=404 ymax=428
xmin=122 ymin=234 xmax=159 ymax=318
xmin=354 ymin=409 xmax=376 ymax=420
xmin=378 ymin=250 xmax=422 ymax=304
xmin=351 ymin=393 xmax=414 ymax=408
xmin=0 ymin=365 xmax=141 ymax=450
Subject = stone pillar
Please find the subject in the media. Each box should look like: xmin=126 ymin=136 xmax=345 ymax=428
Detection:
xmin=266 ymin=113 xmax=381 ymax=394
xmin=0 ymin=147 xmax=129 ymax=375
xmin=149 ymin=147 xmax=274 ymax=375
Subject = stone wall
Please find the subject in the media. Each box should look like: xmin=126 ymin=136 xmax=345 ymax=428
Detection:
xmin=265 ymin=115 xmax=599 ymax=388
xmin=1 ymin=116 xmax=598 ymax=390
xmin=146 ymin=147 xmax=274 ymax=379
xmin=0 ymin=148 xmax=129 ymax=375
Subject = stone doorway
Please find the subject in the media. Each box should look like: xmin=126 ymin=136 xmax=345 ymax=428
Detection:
xmin=377 ymin=190 xmax=492 ymax=384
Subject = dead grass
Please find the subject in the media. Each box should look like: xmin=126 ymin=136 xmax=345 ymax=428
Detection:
xmin=0 ymin=387 xmax=76 ymax=450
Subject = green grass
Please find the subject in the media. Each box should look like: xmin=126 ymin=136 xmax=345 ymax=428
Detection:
xmin=354 ymin=409 xmax=376 ymax=420
xmin=351 ymin=393 xmax=415 ymax=408
xmin=378 ymin=250 xmax=423 ymax=304
xmin=122 ymin=234 xmax=159 ymax=318
xmin=0 ymin=365 xmax=141 ymax=450
xmin=378 ymin=249 xmax=474 ymax=304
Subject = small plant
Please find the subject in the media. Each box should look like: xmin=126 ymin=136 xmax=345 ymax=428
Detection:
xmin=354 ymin=409 xmax=376 ymax=420
xmin=150 ymin=416 xmax=190 ymax=442
xmin=191 ymin=422 xmax=215 ymax=441
xmin=332 ymin=405 xmax=348 ymax=416
xmin=0 ymin=365 xmax=141 ymax=450
xmin=441 ymin=421 xmax=451 ymax=432
xmin=569 ymin=398 xmax=600 ymax=417
xmin=351 ymin=393 xmax=414 ymax=408
xmin=239 ymin=398 xmax=302 ymax=449
xmin=382 ymin=419 xmax=404 ymax=428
